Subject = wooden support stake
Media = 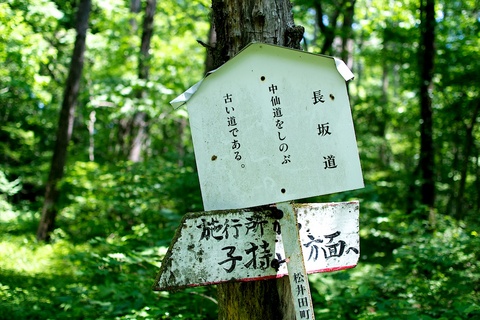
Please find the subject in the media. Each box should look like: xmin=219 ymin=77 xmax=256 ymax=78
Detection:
xmin=277 ymin=202 xmax=315 ymax=320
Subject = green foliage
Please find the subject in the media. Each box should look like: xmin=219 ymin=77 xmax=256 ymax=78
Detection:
xmin=1 ymin=0 xmax=480 ymax=318
xmin=0 ymin=170 xmax=22 ymax=219
xmin=0 ymin=228 xmax=217 ymax=319
xmin=310 ymin=214 xmax=480 ymax=319
xmin=0 ymin=158 xmax=214 ymax=319
xmin=58 ymin=157 xmax=202 ymax=242
xmin=76 ymin=0 xmax=209 ymax=163
xmin=0 ymin=171 xmax=22 ymax=197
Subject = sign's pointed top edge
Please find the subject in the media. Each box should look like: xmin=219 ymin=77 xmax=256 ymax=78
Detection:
xmin=169 ymin=42 xmax=354 ymax=109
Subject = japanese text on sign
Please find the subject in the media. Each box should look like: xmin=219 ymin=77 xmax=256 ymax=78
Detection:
xmin=268 ymin=84 xmax=291 ymax=165
xmin=154 ymin=202 xmax=360 ymax=290
xmin=223 ymin=93 xmax=244 ymax=166
xmin=174 ymin=43 xmax=363 ymax=211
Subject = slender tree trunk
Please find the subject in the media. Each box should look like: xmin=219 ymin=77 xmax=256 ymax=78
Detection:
xmin=88 ymin=110 xmax=96 ymax=161
xmin=445 ymin=141 xmax=460 ymax=215
xmin=130 ymin=0 xmax=142 ymax=31
xmin=313 ymin=0 xmax=341 ymax=55
xmin=203 ymin=22 xmax=217 ymax=73
xmin=418 ymin=0 xmax=435 ymax=216
xmin=378 ymin=58 xmax=390 ymax=168
xmin=138 ymin=0 xmax=156 ymax=81
xmin=340 ymin=0 xmax=355 ymax=71
xmin=129 ymin=0 xmax=156 ymax=162
xmin=476 ymin=153 xmax=480 ymax=213
xmin=210 ymin=1 xmax=303 ymax=318
xmin=37 ymin=0 xmax=92 ymax=241
xmin=455 ymin=99 xmax=480 ymax=219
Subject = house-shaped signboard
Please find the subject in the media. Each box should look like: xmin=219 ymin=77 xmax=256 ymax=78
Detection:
xmin=171 ymin=43 xmax=363 ymax=211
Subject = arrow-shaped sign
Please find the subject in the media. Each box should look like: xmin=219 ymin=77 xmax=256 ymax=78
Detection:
xmin=154 ymin=201 xmax=359 ymax=291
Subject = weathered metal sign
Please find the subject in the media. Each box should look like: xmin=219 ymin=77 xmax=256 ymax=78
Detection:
xmin=171 ymin=43 xmax=363 ymax=211
xmin=154 ymin=201 xmax=359 ymax=291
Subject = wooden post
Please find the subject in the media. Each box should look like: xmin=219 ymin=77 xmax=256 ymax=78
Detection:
xmin=154 ymin=203 xmax=360 ymax=319
xmin=277 ymin=202 xmax=315 ymax=319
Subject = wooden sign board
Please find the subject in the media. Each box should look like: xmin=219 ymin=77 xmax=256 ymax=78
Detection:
xmin=171 ymin=43 xmax=363 ymax=211
xmin=154 ymin=201 xmax=359 ymax=291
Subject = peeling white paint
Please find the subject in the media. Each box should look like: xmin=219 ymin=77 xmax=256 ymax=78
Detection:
xmin=154 ymin=201 xmax=359 ymax=291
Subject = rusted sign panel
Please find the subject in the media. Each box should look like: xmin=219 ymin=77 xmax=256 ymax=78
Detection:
xmin=171 ymin=43 xmax=363 ymax=211
xmin=154 ymin=201 xmax=359 ymax=291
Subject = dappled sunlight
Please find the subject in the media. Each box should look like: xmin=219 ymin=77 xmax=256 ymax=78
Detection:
xmin=1 ymin=0 xmax=480 ymax=318
xmin=0 ymin=237 xmax=80 ymax=275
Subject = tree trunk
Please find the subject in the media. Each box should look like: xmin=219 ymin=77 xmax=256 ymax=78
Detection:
xmin=37 ymin=0 xmax=92 ymax=241
xmin=130 ymin=0 xmax=142 ymax=31
xmin=88 ymin=110 xmax=96 ymax=161
xmin=476 ymin=153 xmax=480 ymax=213
xmin=340 ymin=0 xmax=356 ymax=71
xmin=211 ymin=0 xmax=303 ymax=70
xmin=313 ymin=0 xmax=341 ymax=56
xmin=138 ymin=0 xmax=156 ymax=81
xmin=129 ymin=0 xmax=156 ymax=162
xmin=378 ymin=56 xmax=390 ymax=168
xmin=455 ymin=99 xmax=480 ymax=219
xmin=211 ymin=1 xmax=303 ymax=319
xmin=203 ymin=21 xmax=217 ymax=73
xmin=418 ymin=0 xmax=435 ymax=215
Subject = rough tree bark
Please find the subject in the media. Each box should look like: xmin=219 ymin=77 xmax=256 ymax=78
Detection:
xmin=210 ymin=0 xmax=303 ymax=69
xmin=418 ymin=0 xmax=436 ymax=216
xmin=209 ymin=1 xmax=304 ymax=319
xmin=37 ymin=0 xmax=92 ymax=241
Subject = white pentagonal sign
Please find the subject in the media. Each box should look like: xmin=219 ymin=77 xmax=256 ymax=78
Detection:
xmin=171 ymin=43 xmax=363 ymax=211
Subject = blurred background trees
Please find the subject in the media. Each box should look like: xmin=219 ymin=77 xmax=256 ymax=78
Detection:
xmin=0 ymin=0 xmax=479 ymax=318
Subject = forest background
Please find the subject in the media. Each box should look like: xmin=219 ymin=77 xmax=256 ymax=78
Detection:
xmin=1 ymin=0 xmax=479 ymax=319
